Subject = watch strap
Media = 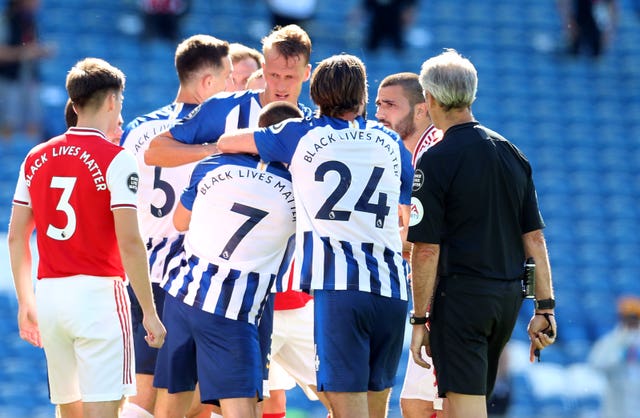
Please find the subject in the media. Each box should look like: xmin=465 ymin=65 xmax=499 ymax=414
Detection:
xmin=535 ymin=298 xmax=555 ymax=310
xmin=409 ymin=311 xmax=429 ymax=325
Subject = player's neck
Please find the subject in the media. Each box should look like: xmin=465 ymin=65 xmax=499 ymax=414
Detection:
xmin=336 ymin=111 xmax=359 ymax=122
xmin=75 ymin=116 xmax=109 ymax=137
xmin=175 ymin=86 xmax=202 ymax=105
xmin=432 ymin=108 xmax=474 ymax=133
xmin=403 ymin=122 xmax=431 ymax=153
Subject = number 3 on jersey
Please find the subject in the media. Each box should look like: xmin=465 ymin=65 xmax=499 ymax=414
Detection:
xmin=47 ymin=176 xmax=77 ymax=241
xmin=315 ymin=161 xmax=390 ymax=228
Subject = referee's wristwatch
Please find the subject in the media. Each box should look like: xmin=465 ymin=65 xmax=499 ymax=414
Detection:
xmin=409 ymin=311 xmax=429 ymax=325
xmin=534 ymin=298 xmax=555 ymax=310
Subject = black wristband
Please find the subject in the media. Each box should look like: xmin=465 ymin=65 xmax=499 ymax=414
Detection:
xmin=535 ymin=298 xmax=555 ymax=310
xmin=409 ymin=311 xmax=429 ymax=325
xmin=409 ymin=315 xmax=428 ymax=325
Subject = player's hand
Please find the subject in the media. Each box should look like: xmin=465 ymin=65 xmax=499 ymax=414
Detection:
xmin=527 ymin=311 xmax=557 ymax=362
xmin=410 ymin=323 xmax=431 ymax=369
xmin=17 ymin=305 xmax=42 ymax=348
xmin=143 ymin=314 xmax=167 ymax=349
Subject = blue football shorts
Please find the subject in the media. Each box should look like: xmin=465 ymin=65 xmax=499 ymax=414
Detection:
xmin=153 ymin=294 xmax=262 ymax=403
xmin=128 ymin=283 xmax=166 ymax=374
xmin=313 ymin=289 xmax=408 ymax=392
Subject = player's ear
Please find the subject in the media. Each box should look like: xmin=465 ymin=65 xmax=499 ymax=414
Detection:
xmin=106 ymin=92 xmax=117 ymax=112
xmin=203 ymin=73 xmax=213 ymax=89
xmin=304 ymin=64 xmax=311 ymax=82
xmin=415 ymin=102 xmax=428 ymax=120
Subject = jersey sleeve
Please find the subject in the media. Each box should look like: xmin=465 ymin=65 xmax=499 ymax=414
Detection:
xmin=521 ymin=177 xmax=545 ymax=233
xmin=254 ymin=119 xmax=302 ymax=164
xmin=106 ymin=150 xmax=140 ymax=210
xmin=407 ymin=151 xmax=447 ymax=244
xmin=169 ymin=100 xmax=227 ymax=145
xmin=399 ymin=141 xmax=414 ymax=205
xmin=12 ymin=160 xmax=31 ymax=207
xmin=180 ymin=163 xmax=205 ymax=212
xmin=508 ymin=143 xmax=546 ymax=233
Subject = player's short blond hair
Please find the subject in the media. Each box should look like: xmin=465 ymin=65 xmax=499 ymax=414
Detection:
xmin=262 ymin=24 xmax=311 ymax=65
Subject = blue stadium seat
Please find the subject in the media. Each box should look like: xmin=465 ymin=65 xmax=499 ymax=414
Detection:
xmin=0 ymin=0 xmax=639 ymax=416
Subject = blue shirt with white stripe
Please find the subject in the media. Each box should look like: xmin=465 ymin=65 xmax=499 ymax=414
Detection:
xmin=162 ymin=153 xmax=296 ymax=323
xmin=170 ymin=90 xmax=312 ymax=144
xmin=254 ymin=115 xmax=413 ymax=300
xmin=120 ymin=102 xmax=198 ymax=283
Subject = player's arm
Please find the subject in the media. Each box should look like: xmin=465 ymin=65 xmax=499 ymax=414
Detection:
xmin=523 ymin=229 xmax=557 ymax=361
xmin=7 ymin=204 xmax=42 ymax=348
xmin=398 ymin=203 xmax=411 ymax=250
xmin=113 ymin=208 xmax=166 ymax=348
xmin=173 ymin=201 xmax=191 ymax=232
xmin=145 ymin=131 xmax=218 ymax=167
xmin=217 ymin=128 xmax=259 ymax=154
xmin=409 ymin=241 xmax=440 ymax=368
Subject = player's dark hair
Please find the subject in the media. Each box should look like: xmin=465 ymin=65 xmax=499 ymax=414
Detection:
xmin=66 ymin=57 xmax=125 ymax=111
xmin=258 ymin=101 xmax=303 ymax=128
xmin=310 ymin=54 xmax=367 ymax=118
xmin=175 ymin=34 xmax=230 ymax=83
xmin=64 ymin=99 xmax=77 ymax=128
xmin=262 ymin=24 xmax=311 ymax=65
xmin=379 ymin=72 xmax=425 ymax=107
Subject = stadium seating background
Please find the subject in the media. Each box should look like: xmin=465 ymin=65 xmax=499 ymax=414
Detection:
xmin=0 ymin=0 xmax=639 ymax=416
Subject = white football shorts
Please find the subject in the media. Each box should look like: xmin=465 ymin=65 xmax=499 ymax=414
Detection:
xmin=268 ymin=300 xmax=318 ymax=400
xmin=36 ymin=275 xmax=135 ymax=404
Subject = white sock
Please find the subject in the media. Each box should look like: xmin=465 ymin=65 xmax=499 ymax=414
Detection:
xmin=210 ymin=413 xmax=223 ymax=418
xmin=121 ymin=402 xmax=154 ymax=418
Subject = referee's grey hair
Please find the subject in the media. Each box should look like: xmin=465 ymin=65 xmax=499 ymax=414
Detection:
xmin=419 ymin=49 xmax=477 ymax=111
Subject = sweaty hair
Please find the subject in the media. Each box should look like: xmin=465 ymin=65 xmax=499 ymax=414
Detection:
xmin=66 ymin=57 xmax=125 ymax=111
xmin=229 ymin=42 xmax=263 ymax=67
xmin=310 ymin=54 xmax=367 ymax=118
xmin=262 ymin=24 xmax=312 ymax=65
xmin=175 ymin=34 xmax=230 ymax=83
xmin=258 ymin=101 xmax=303 ymax=128
xmin=379 ymin=72 xmax=425 ymax=107
xmin=419 ymin=49 xmax=477 ymax=111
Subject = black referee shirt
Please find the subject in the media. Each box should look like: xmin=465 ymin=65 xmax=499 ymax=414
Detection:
xmin=407 ymin=121 xmax=545 ymax=280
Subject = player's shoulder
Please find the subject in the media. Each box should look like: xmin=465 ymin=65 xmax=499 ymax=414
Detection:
xmin=297 ymin=102 xmax=314 ymax=119
xmin=124 ymin=103 xmax=176 ymax=131
xmin=122 ymin=103 xmax=198 ymax=146
xmin=184 ymin=90 xmax=259 ymax=122
xmin=365 ymin=118 xmax=401 ymax=141
xmin=265 ymin=115 xmax=311 ymax=141
xmin=202 ymin=89 xmax=259 ymax=109
xmin=29 ymin=133 xmax=64 ymax=154
xmin=199 ymin=152 xmax=260 ymax=169
xmin=265 ymin=161 xmax=291 ymax=181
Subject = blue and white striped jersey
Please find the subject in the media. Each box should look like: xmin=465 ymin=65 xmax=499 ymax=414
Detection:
xmin=162 ymin=153 xmax=296 ymax=323
xmin=254 ymin=115 xmax=414 ymax=300
xmin=169 ymin=89 xmax=312 ymax=144
xmin=120 ymin=102 xmax=198 ymax=283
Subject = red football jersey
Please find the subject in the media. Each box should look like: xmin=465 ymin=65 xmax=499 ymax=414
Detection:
xmin=274 ymin=260 xmax=312 ymax=310
xmin=13 ymin=128 xmax=139 ymax=280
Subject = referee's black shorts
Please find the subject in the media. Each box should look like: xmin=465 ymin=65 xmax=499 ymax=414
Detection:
xmin=429 ymin=274 xmax=523 ymax=398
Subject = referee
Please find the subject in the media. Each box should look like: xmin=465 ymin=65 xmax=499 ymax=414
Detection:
xmin=407 ymin=49 xmax=557 ymax=418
